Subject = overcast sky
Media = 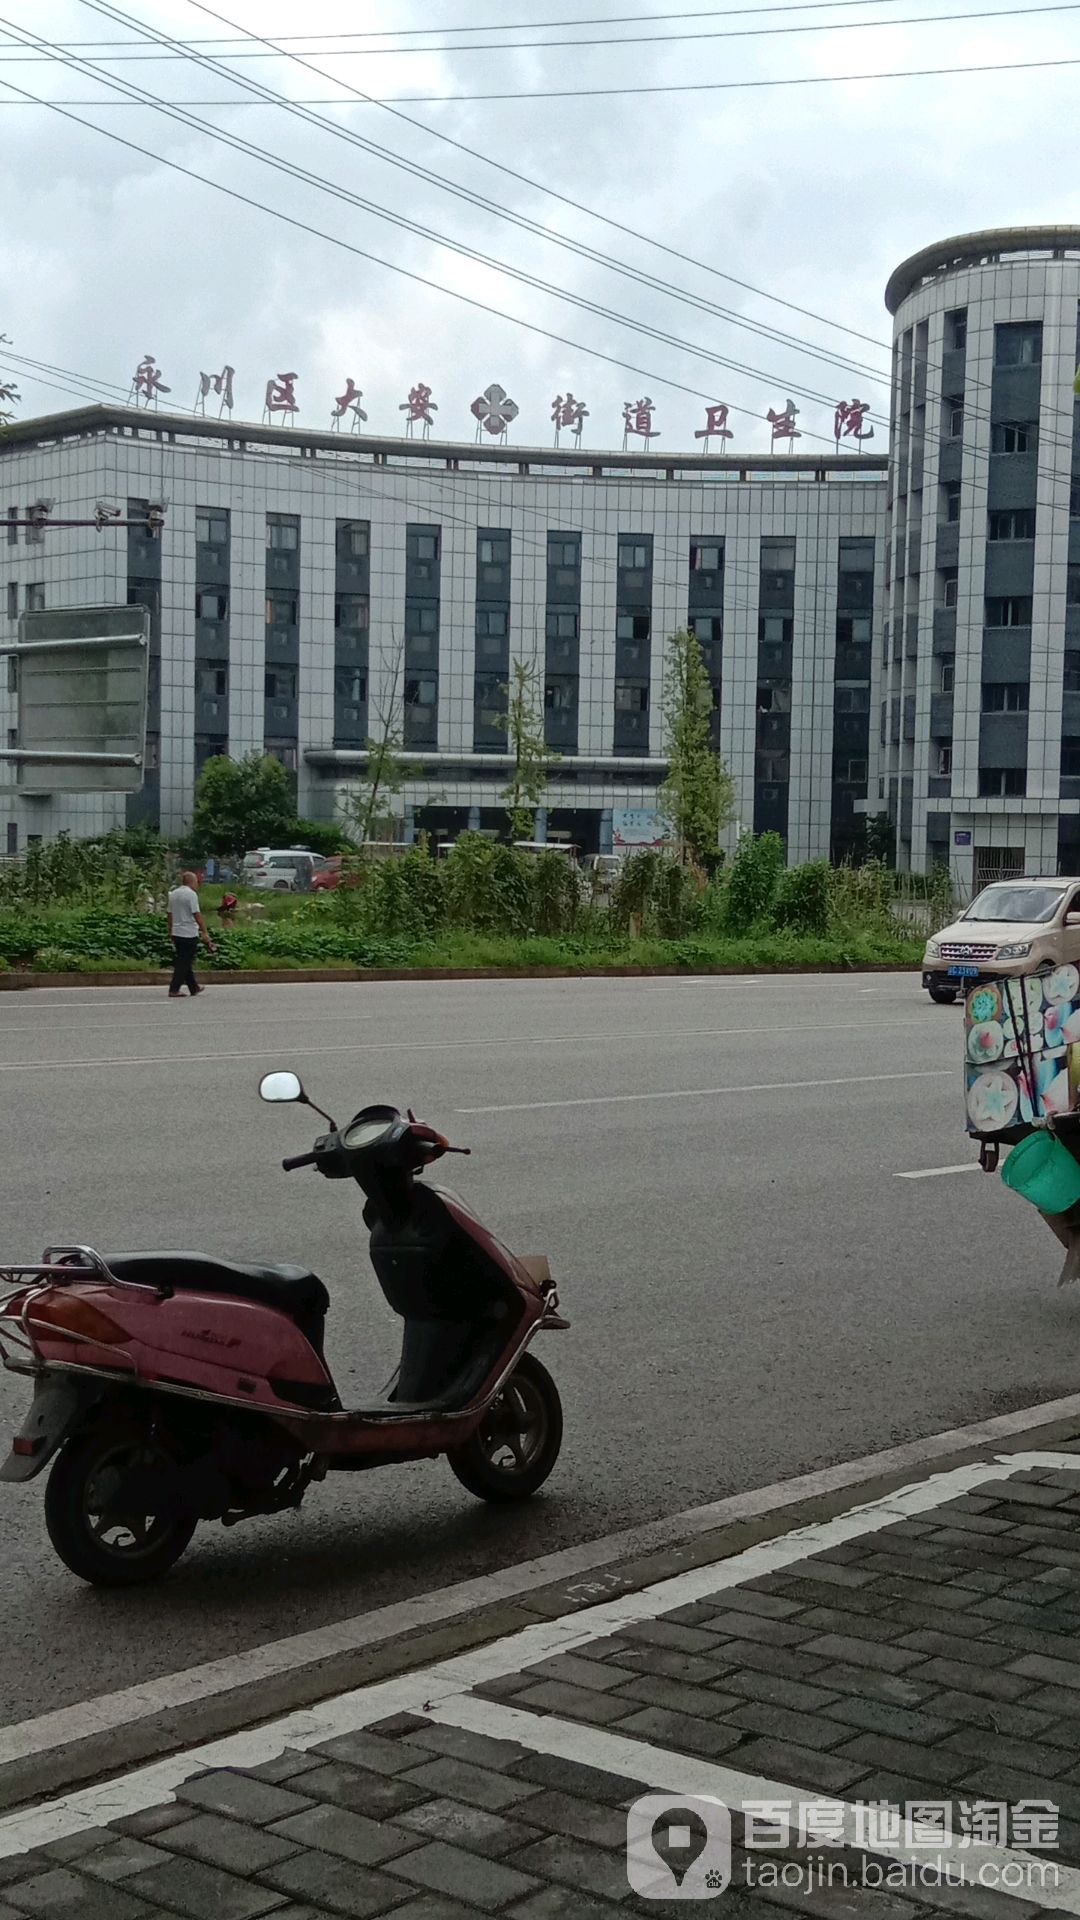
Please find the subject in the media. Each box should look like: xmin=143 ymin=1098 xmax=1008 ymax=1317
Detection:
xmin=1 ymin=0 xmax=1079 ymax=458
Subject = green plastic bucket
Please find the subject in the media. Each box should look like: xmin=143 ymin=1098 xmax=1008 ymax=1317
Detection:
xmin=1001 ymin=1132 xmax=1080 ymax=1213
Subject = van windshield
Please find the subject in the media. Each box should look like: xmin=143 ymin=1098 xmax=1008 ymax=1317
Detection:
xmin=962 ymin=884 xmax=1066 ymax=924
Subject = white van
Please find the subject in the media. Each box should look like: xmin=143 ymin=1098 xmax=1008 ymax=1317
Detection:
xmin=242 ymin=848 xmax=326 ymax=892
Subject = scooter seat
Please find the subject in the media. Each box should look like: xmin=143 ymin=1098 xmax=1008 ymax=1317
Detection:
xmin=105 ymin=1251 xmax=330 ymax=1325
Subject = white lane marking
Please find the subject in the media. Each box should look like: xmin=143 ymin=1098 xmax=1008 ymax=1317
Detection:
xmin=459 ymin=1067 xmax=952 ymax=1114
xmin=7 ymin=1394 xmax=1080 ymax=1771
xmin=433 ymin=1697 xmax=1080 ymax=1915
xmin=0 ymin=1017 xmax=935 ymax=1075
xmin=1 ymin=1451 xmax=1075 ymax=1859
xmin=896 ymin=1162 xmax=981 ymax=1180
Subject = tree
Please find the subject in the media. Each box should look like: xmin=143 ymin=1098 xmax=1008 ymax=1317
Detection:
xmin=658 ymin=627 xmax=735 ymax=865
xmin=498 ymin=657 xmax=556 ymax=840
xmin=339 ymin=633 xmax=408 ymax=846
xmin=190 ymin=751 xmax=295 ymax=860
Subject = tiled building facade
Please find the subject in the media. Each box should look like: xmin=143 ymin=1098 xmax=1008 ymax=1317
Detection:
xmin=3 ymin=225 xmax=1079 ymax=877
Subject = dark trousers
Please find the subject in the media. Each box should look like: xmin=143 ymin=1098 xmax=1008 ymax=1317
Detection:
xmin=169 ymin=936 xmax=201 ymax=995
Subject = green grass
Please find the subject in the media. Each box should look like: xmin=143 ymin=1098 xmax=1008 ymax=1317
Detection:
xmin=0 ymin=913 xmax=924 ymax=976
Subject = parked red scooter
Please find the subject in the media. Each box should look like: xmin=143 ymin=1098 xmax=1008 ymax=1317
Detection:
xmin=0 ymin=1072 xmax=568 ymax=1586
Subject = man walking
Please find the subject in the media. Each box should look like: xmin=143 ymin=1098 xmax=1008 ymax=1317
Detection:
xmin=167 ymin=870 xmax=215 ymax=998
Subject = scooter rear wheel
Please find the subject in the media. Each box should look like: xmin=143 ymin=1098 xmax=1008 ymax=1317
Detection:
xmin=448 ymin=1352 xmax=563 ymax=1502
xmin=45 ymin=1421 xmax=196 ymax=1587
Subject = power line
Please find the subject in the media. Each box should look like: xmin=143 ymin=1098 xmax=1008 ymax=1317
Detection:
xmin=28 ymin=0 xmax=966 ymax=53
xmin=6 ymin=9 xmax=890 ymax=432
xmin=61 ymin=0 xmax=890 ymax=393
xmin=56 ymin=0 xmax=1080 ymax=470
xmin=7 ymin=14 xmax=1078 ymax=478
xmin=112 ymin=51 xmax=1074 ymax=100
xmin=0 ymin=1 xmax=1073 ymax=58
xmin=0 ymin=63 xmax=870 ymax=453
xmin=76 ymin=0 xmax=901 ymax=363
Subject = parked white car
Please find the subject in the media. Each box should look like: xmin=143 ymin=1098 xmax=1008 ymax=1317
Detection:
xmin=241 ymin=848 xmax=326 ymax=892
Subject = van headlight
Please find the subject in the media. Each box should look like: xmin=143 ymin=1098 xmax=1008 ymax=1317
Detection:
xmin=924 ymin=939 xmax=941 ymax=959
xmin=996 ymin=941 xmax=1032 ymax=959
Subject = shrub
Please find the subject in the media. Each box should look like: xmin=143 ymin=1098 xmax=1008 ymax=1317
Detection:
xmin=530 ymin=851 xmax=584 ymax=935
xmin=772 ymin=860 xmax=831 ymax=936
xmin=724 ymin=832 xmax=785 ymax=933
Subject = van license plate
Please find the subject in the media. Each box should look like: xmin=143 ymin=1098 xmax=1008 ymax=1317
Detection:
xmin=947 ymin=964 xmax=980 ymax=979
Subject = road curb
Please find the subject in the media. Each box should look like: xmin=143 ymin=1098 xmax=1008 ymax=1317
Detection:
xmin=4 ymin=1393 xmax=1080 ymax=1813
xmin=0 ymin=960 xmax=920 ymax=989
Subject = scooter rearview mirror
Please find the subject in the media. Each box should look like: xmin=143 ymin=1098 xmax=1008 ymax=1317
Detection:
xmin=259 ymin=1070 xmax=304 ymax=1104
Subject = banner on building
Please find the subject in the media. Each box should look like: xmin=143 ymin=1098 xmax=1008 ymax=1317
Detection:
xmin=613 ymin=807 xmax=669 ymax=851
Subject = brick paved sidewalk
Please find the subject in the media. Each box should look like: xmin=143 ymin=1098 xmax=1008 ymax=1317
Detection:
xmin=4 ymin=1449 xmax=1080 ymax=1920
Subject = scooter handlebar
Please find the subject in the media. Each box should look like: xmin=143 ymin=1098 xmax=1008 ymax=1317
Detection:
xmin=281 ymin=1150 xmax=319 ymax=1172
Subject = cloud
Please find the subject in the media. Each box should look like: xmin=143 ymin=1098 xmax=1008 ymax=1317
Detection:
xmin=3 ymin=0 xmax=1080 ymax=453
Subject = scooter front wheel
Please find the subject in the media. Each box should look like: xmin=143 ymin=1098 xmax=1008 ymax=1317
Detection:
xmin=448 ymin=1351 xmax=563 ymax=1502
xmin=45 ymin=1421 xmax=196 ymax=1587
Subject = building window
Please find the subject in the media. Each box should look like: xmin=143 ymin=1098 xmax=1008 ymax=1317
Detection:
xmin=940 ymin=660 xmax=955 ymax=693
xmin=335 ymin=667 xmax=366 ymax=701
xmin=197 ymin=590 xmax=228 ymax=621
xmin=988 ymin=509 xmax=1036 ymax=541
xmin=334 ymin=596 xmax=368 ymax=631
xmin=341 ymin=522 xmax=368 ymax=557
xmin=478 ymin=535 xmax=509 ymax=566
xmin=25 ymin=583 xmax=44 ymax=613
xmin=405 ymin=676 xmax=437 ymax=707
xmin=689 ymin=615 xmax=720 ymax=643
xmin=1068 ymin=567 xmax=1080 ymax=606
xmin=6 ymin=507 xmax=16 ymax=547
xmin=617 ymin=613 xmax=651 ymax=642
xmin=265 ymin=594 xmax=296 ymax=626
xmin=991 ymin=422 xmax=1035 ymax=454
xmin=690 ymin=542 xmax=723 ymax=573
xmin=946 ymin=398 xmax=964 ymax=438
xmin=941 ymin=570 xmax=958 ymax=608
xmin=1064 ymin=651 xmax=1080 ymax=692
xmin=476 ymin=608 xmax=507 ymax=637
xmin=195 ymin=511 xmax=228 ymax=545
xmin=198 ymin=666 xmax=228 ymax=696
xmin=266 ymin=517 xmax=299 ymax=550
xmin=1063 ymin=736 xmax=1080 ymax=777
xmin=834 ymin=686 xmax=869 ymax=713
xmin=618 ymin=541 xmax=649 ymax=570
xmin=264 ymin=669 xmax=295 ymax=700
xmin=406 ymin=603 xmax=438 ymax=636
xmin=836 ymin=757 xmax=868 ymax=783
xmin=985 ymin=596 xmax=1032 ymax=627
xmin=548 ymin=538 xmax=579 ymax=569
xmin=978 ymin=766 xmax=1027 ymax=796
xmin=545 ymin=681 xmax=575 ymax=710
xmin=944 ymin=485 xmax=961 ymax=524
xmin=614 ymin=681 xmax=648 ymax=711
xmin=546 ymin=610 xmax=579 ymax=640
xmin=982 ymin=682 xmax=1029 ymax=712
xmin=937 ymin=744 xmax=953 ymax=776
xmin=995 ymin=321 xmax=1042 ymax=367
xmin=947 ymin=309 xmax=967 ymax=351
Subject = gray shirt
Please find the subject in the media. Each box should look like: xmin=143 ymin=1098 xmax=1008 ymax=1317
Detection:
xmin=168 ymin=885 xmax=201 ymax=940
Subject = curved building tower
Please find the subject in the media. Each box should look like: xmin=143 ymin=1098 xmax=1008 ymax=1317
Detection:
xmin=882 ymin=227 xmax=1080 ymax=888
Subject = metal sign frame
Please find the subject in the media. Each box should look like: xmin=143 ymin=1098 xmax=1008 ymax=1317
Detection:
xmin=0 ymin=605 xmax=150 ymax=793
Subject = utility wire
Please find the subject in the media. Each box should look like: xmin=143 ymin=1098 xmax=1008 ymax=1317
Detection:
xmin=54 ymin=0 xmax=1080 ymax=465
xmin=63 ymin=0 xmax=891 ymax=392
xmin=1 ymin=1 xmax=1073 ymax=58
xmin=30 ymin=0 xmax=977 ymax=53
xmin=1 ymin=13 xmax=891 ymax=437
xmin=0 ymin=61 xmax=868 ymax=453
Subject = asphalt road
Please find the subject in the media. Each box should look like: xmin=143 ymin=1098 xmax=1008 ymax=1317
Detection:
xmin=0 ymin=969 xmax=1075 ymax=1727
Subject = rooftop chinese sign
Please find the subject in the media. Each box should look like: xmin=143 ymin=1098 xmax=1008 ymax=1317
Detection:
xmin=112 ymin=351 xmax=883 ymax=455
